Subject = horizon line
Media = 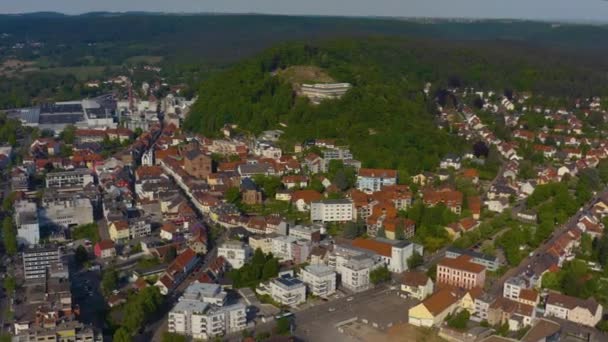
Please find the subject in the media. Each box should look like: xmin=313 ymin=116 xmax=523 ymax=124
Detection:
xmin=0 ymin=11 xmax=607 ymax=25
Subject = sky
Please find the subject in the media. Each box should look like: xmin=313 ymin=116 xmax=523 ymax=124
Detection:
xmin=2 ymin=0 xmax=608 ymax=23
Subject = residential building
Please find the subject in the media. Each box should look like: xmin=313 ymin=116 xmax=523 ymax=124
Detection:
xmin=351 ymin=238 xmax=424 ymax=273
xmin=183 ymin=149 xmax=213 ymax=179
xmin=218 ymin=241 xmax=252 ymax=270
xmin=544 ymin=292 xmax=603 ymax=327
xmin=356 ymin=168 xmax=397 ymax=193
xmin=445 ymin=247 xmax=499 ymax=272
xmin=288 ymin=224 xmax=321 ymax=243
xmin=94 ymin=240 xmax=116 ymax=259
xmin=422 ymin=188 xmax=463 ymax=215
xmin=45 ymin=169 xmax=94 ymax=190
xmin=401 ymin=271 xmax=434 ymax=301
xmin=168 ymin=282 xmax=246 ymax=340
xmin=248 ymin=235 xmax=274 ymax=255
xmin=14 ymin=200 xmax=40 ymax=246
xmin=488 ymin=296 xmax=536 ymax=332
xmin=300 ymin=264 xmax=337 ymax=298
xmin=310 ymin=199 xmax=355 ymax=223
xmin=14 ymin=321 xmax=99 ymax=342
xmin=408 ymin=287 xmax=463 ymax=327
xmin=269 ymin=273 xmax=306 ymax=307
xmin=338 ymin=254 xmax=377 ymax=293
xmin=108 ymin=220 xmax=129 ymax=242
xmin=503 ymin=276 xmax=530 ymax=302
xmin=437 ymin=255 xmax=486 ymax=290
xmin=23 ymin=246 xmax=61 ymax=279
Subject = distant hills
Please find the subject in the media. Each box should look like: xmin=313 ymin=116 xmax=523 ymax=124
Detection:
xmin=1 ymin=14 xmax=608 ymax=66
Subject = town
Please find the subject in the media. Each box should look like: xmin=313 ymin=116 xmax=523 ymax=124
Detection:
xmin=0 ymin=60 xmax=607 ymax=342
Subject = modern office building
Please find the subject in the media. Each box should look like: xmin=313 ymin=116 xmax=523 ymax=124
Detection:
xmin=23 ymin=246 xmax=61 ymax=279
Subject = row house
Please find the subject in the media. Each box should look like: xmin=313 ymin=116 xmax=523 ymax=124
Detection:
xmin=545 ymin=292 xmax=603 ymax=327
xmin=422 ymin=188 xmax=463 ymax=215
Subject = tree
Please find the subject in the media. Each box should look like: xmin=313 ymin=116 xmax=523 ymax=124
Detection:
xmin=447 ymin=310 xmax=470 ymax=330
xmin=162 ymin=332 xmax=187 ymax=342
xmin=3 ymin=276 xmax=16 ymax=296
xmin=276 ymin=317 xmax=291 ymax=335
xmin=101 ymin=268 xmax=119 ymax=296
xmin=407 ymin=252 xmax=424 ymax=270
xmin=164 ymin=246 xmax=177 ymax=263
xmin=0 ymin=333 xmax=11 ymax=342
xmin=60 ymin=125 xmax=76 ymax=144
xmin=370 ymin=266 xmax=391 ymax=285
xmin=262 ymin=258 xmax=279 ymax=281
xmin=75 ymin=245 xmax=89 ymax=266
xmin=113 ymin=328 xmax=131 ymax=342
xmin=342 ymin=220 xmax=366 ymax=239
xmin=225 ymin=187 xmax=242 ymax=204
xmin=473 ymin=141 xmax=489 ymax=158
xmin=2 ymin=217 xmax=17 ymax=256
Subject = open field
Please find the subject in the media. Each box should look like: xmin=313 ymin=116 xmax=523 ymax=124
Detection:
xmin=125 ymin=55 xmax=164 ymax=64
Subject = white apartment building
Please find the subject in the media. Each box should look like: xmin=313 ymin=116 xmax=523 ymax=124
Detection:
xmin=300 ymin=264 xmax=337 ymax=297
xmin=270 ymin=273 xmax=307 ymax=307
xmin=503 ymin=276 xmax=529 ymax=301
xmin=310 ymin=199 xmax=354 ymax=223
xmin=22 ymin=246 xmax=61 ymax=279
xmin=339 ymin=255 xmax=377 ymax=293
xmin=14 ymin=200 xmax=40 ymax=246
xmin=271 ymin=236 xmax=298 ymax=262
xmin=45 ymin=169 xmax=94 ymax=189
xmin=248 ymin=235 xmax=273 ymax=255
xmin=289 ymin=224 xmax=321 ymax=242
xmin=39 ymin=197 xmax=94 ymax=228
xmin=129 ymin=218 xmax=152 ymax=239
xmin=168 ymin=282 xmax=246 ymax=340
xmin=218 ymin=241 xmax=252 ymax=270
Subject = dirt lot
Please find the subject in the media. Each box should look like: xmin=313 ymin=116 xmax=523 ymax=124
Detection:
xmin=339 ymin=322 xmax=447 ymax=342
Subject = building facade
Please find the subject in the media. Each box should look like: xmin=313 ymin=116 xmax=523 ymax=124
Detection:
xmin=436 ymin=255 xmax=486 ymax=290
xmin=356 ymin=168 xmax=397 ymax=193
xmin=218 ymin=242 xmax=252 ymax=270
xmin=310 ymin=199 xmax=355 ymax=223
xmin=300 ymin=264 xmax=337 ymax=298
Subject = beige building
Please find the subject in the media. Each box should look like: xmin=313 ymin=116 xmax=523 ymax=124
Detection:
xmin=544 ymin=292 xmax=603 ymax=327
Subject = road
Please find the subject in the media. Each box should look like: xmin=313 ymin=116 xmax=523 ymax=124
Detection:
xmin=140 ymin=229 xmax=227 ymax=342
xmin=489 ymin=189 xmax=607 ymax=296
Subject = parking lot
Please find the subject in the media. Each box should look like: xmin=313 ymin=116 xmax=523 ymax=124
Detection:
xmin=294 ymin=285 xmax=418 ymax=342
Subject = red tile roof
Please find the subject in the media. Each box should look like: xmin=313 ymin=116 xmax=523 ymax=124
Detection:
xmin=351 ymin=238 xmax=392 ymax=257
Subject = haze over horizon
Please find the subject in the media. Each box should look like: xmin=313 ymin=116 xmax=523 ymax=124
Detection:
xmin=2 ymin=0 xmax=608 ymax=23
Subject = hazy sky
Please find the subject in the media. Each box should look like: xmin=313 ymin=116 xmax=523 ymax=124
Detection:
xmin=2 ymin=0 xmax=608 ymax=22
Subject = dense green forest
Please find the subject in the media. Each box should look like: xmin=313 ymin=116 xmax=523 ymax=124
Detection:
xmin=2 ymin=14 xmax=608 ymax=66
xmin=184 ymin=37 xmax=608 ymax=172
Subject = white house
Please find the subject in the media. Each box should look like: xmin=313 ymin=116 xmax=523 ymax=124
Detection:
xmin=544 ymin=292 xmax=603 ymax=327
xmin=218 ymin=241 xmax=252 ymax=270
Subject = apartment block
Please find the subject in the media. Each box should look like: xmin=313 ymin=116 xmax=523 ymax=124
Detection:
xmin=356 ymin=168 xmax=398 ymax=193
xmin=436 ymin=255 xmax=486 ymax=290
xmin=168 ymin=282 xmax=246 ymax=340
xmin=300 ymin=264 xmax=337 ymax=298
xmin=269 ymin=273 xmax=306 ymax=307
xmin=23 ymin=246 xmax=61 ymax=279
xmin=310 ymin=199 xmax=355 ymax=223
xmin=45 ymin=169 xmax=94 ymax=190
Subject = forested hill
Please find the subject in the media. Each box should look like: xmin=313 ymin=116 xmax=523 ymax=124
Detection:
xmin=2 ymin=14 xmax=608 ymax=65
xmin=183 ymin=37 xmax=608 ymax=173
